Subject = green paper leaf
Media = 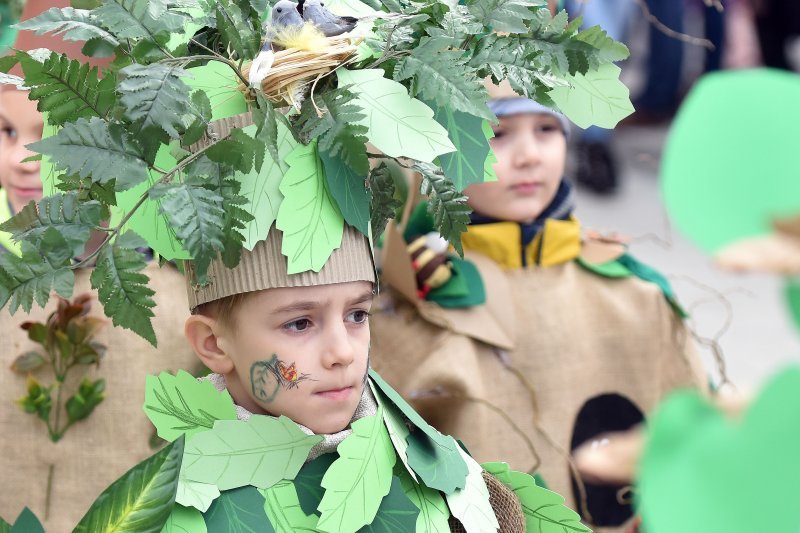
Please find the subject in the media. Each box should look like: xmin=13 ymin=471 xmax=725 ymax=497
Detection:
xmin=444 ymin=446 xmax=499 ymax=533
xmin=262 ymin=480 xmax=320 ymax=531
xmin=325 ymin=0 xmax=377 ymax=16
xmin=160 ymin=505 xmax=207 ymax=533
xmin=466 ymin=0 xmax=539 ymax=33
xmin=75 ymin=435 xmax=184 ymax=533
xmin=89 ymin=230 xmax=157 ymax=346
xmin=120 ymin=63 xmax=193 ymax=139
xmin=175 ymin=471 xmax=220 ymax=513
xmin=183 ymin=415 xmax=323 ymax=491
xmin=368 ymin=380 xmax=417 ymax=482
xmin=275 ymin=140 xmax=345 ymax=274
xmin=294 ymin=452 xmax=337 ymax=517
xmin=24 ymin=52 xmax=117 ymax=126
xmin=94 ymin=0 xmax=185 ymax=43
xmin=398 ymin=468 xmax=450 ymax=532
xmin=0 ymin=238 xmax=74 ymax=314
xmin=429 ymin=103 xmax=491 ymax=191
xmin=574 ymin=25 xmax=630 ymax=63
xmin=29 ymin=117 xmax=150 ymax=192
xmin=184 ymin=62 xmax=248 ymax=122
xmin=203 ymin=486 xmax=275 ymax=533
xmin=359 ymin=476 xmax=420 ymax=532
xmin=786 ymin=279 xmax=800 ymax=333
xmin=316 ymin=407 xmax=397 ymax=533
xmin=548 ymin=63 xmax=633 ymax=129
xmin=144 ymin=370 xmax=238 ymax=442
xmin=482 ymin=121 xmax=498 ymax=183
xmin=416 ymin=163 xmax=471 ymax=256
xmin=214 ymin=0 xmax=260 ymax=60
xmin=320 ymin=149 xmax=370 ymax=236
xmin=252 ymin=92 xmax=287 ymax=173
xmin=9 ymin=508 xmax=44 ymax=533
xmin=367 ymin=163 xmax=402 ymax=241
xmin=15 ymin=7 xmax=120 ymax=47
xmin=336 ymin=69 xmax=456 ymax=163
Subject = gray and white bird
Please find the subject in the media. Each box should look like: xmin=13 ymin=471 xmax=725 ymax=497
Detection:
xmin=299 ymin=0 xmax=358 ymax=37
xmin=249 ymin=0 xmax=305 ymax=86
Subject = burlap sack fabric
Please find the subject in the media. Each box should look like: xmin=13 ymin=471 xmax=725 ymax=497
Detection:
xmin=370 ymin=228 xmax=707 ymax=533
xmin=449 ymin=472 xmax=526 ymax=533
xmin=0 ymin=263 xmax=195 ymax=532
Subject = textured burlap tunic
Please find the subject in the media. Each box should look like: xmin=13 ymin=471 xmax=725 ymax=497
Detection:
xmin=370 ymin=224 xmax=707 ymax=532
xmin=1 ymin=263 xmax=196 ymax=532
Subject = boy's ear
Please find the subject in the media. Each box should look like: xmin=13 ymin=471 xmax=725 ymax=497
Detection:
xmin=184 ymin=315 xmax=235 ymax=375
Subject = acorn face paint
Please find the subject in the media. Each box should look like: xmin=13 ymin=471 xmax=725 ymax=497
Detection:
xmin=250 ymin=354 xmax=314 ymax=403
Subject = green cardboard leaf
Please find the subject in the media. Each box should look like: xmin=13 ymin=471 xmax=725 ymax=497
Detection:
xmin=144 ymin=370 xmax=238 ymax=442
xmin=294 ymin=452 xmax=337 ymax=517
xmin=262 ymin=480 xmax=319 ymax=531
xmin=786 ymin=279 xmax=800 ymax=333
xmin=320 ymin=148 xmax=370 ymax=236
xmin=176 ymin=470 xmax=220 ymax=513
xmin=275 ymin=140 xmax=344 ymax=274
xmin=316 ymin=406 xmax=397 ymax=533
xmin=368 ymin=380 xmax=418 ymax=482
xmin=336 ymin=69 xmax=456 ymax=163
xmin=184 ymin=62 xmax=248 ymax=121
xmin=235 ymin=123 xmax=297 ymax=250
xmin=398 ymin=468 xmax=450 ymax=532
xmin=443 ymin=446 xmax=499 ymax=533
xmin=75 ymin=435 xmax=184 ymax=533
xmin=160 ymin=505 xmax=207 ymax=533
xmin=639 ymin=367 xmax=800 ymax=533
xmin=9 ymin=508 xmax=44 ymax=533
xmin=183 ymin=415 xmax=323 ymax=491
xmin=548 ymin=63 xmax=633 ymax=129
xmin=430 ymin=103 xmax=492 ymax=192
xmin=482 ymin=121 xmax=498 ymax=183
xmin=359 ymin=476 xmax=420 ymax=532
xmin=325 ymin=0 xmax=376 ymax=16
xmin=203 ymin=486 xmax=274 ymax=533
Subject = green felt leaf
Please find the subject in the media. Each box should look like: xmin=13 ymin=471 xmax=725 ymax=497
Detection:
xmin=183 ymin=415 xmax=323 ymax=491
xmin=0 ymin=237 xmax=74 ymax=314
xmin=149 ymin=177 xmax=225 ymax=284
xmin=394 ymin=38 xmax=492 ymax=122
xmin=466 ymin=0 xmax=539 ymax=33
xmin=29 ymin=117 xmax=150 ymax=191
xmin=398 ymin=468 xmax=450 ymax=532
xmin=359 ymin=475 xmax=420 ymax=532
xmin=320 ymin=149 xmax=370 ymax=236
xmin=14 ymin=7 xmax=120 ymax=47
xmin=369 ymin=370 xmax=468 ymax=493
xmin=175 ymin=470 xmax=220 ymax=513
xmin=8 ymin=508 xmax=44 ymax=533
xmin=368 ymin=380 xmax=417 ymax=482
xmin=294 ymin=452 xmax=337 ymax=517
xmin=316 ymin=406 xmax=397 ymax=533
xmin=444 ymin=446 xmax=498 ymax=533
xmin=120 ymin=63 xmax=193 ymax=139
xmin=94 ymin=0 xmax=185 ymax=43
xmin=368 ymin=163 xmax=402 ymax=241
xmin=160 ymin=505 xmax=207 ymax=533
xmin=144 ymin=370 xmax=238 ymax=442
xmin=548 ymin=63 xmax=633 ymax=129
xmin=262 ymin=479 xmax=319 ymax=531
xmin=74 ymin=435 xmax=184 ymax=533
xmin=429 ymin=102 xmax=491 ymax=191
xmin=89 ymin=231 xmax=157 ymax=346
xmin=203 ymin=486 xmax=275 ymax=533
xmin=0 ymin=193 xmax=105 ymax=257
xmin=786 ymin=279 xmax=800 ymax=333
xmin=336 ymin=69 xmax=456 ymax=163
xmin=235 ymin=123 xmax=296 ymax=250
xmin=416 ymin=163 xmax=471 ymax=256
xmin=275 ymin=140 xmax=345 ymax=274
xmin=214 ymin=0 xmax=260 ymax=60
xmin=24 ymin=52 xmax=116 ymax=126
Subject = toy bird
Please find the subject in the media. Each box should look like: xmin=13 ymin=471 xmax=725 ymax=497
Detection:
xmin=299 ymin=0 xmax=358 ymax=37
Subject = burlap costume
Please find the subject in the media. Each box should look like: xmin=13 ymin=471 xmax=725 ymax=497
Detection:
xmin=370 ymin=217 xmax=708 ymax=532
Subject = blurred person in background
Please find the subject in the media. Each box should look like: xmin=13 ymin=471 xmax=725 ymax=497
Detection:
xmin=751 ymin=0 xmax=800 ymax=70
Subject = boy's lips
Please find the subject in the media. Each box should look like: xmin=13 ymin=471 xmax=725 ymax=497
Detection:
xmin=12 ymin=186 xmax=43 ymax=198
xmin=314 ymin=385 xmax=354 ymax=401
xmin=509 ymin=182 xmax=543 ymax=195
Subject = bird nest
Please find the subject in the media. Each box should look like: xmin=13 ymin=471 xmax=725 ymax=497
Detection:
xmin=240 ymin=35 xmax=362 ymax=107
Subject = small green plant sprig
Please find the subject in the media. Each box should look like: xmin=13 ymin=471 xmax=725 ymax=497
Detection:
xmin=12 ymin=293 xmax=108 ymax=442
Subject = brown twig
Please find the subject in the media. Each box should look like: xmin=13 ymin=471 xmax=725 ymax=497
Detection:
xmin=632 ymin=0 xmax=716 ymax=50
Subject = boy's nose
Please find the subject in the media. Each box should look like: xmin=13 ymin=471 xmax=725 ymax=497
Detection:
xmin=512 ymin=133 xmax=541 ymax=167
xmin=321 ymin=323 xmax=356 ymax=368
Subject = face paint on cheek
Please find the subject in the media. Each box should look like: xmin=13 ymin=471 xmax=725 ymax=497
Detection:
xmin=250 ymin=354 xmax=314 ymax=403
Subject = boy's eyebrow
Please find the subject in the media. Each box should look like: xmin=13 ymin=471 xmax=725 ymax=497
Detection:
xmin=348 ymin=290 xmax=375 ymax=307
xmin=271 ymin=290 xmax=374 ymax=315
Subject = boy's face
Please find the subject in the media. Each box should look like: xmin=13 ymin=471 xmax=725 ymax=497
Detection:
xmin=0 ymin=89 xmax=43 ymax=214
xmin=216 ymin=281 xmax=374 ymax=435
xmin=465 ymin=113 xmax=566 ymax=224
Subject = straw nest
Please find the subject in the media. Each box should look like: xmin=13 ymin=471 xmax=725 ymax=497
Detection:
xmin=240 ymin=35 xmax=362 ymax=107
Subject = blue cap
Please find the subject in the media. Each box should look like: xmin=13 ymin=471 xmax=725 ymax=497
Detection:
xmin=488 ymin=98 xmax=570 ymax=137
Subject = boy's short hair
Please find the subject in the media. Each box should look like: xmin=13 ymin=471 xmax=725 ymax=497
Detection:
xmin=192 ymin=291 xmax=254 ymax=331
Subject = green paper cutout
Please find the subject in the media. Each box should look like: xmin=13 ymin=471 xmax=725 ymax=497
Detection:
xmin=184 ymin=62 xmax=248 ymax=122
xmin=428 ymin=257 xmax=486 ymax=309
xmin=9 ymin=508 xmax=44 ymax=533
xmin=75 ymin=436 xmax=185 ymax=533
xmin=39 ymin=116 xmax=61 ymax=196
xmin=325 ymin=0 xmax=376 ymax=16
xmin=320 ymin=148 xmax=370 ymax=236
xmin=369 ymin=370 xmax=468 ymax=493
xmin=548 ymin=63 xmax=634 ymax=129
xmin=785 ymin=278 xmax=800 ymax=333
xmin=427 ymin=260 xmax=469 ymax=300
xmin=160 ymin=505 xmax=207 ymax=533
xmin=236 ymin=122 xmax=296 ymax=250
xmin=262 ymin=479 xmax=320 ymax=531
xmin=276 ymin=140 xmax=345 ymax=274
xmin=316 ymin=406 xmax=397 ymax=533
xmin=203 ymin=486 xmax=275 ymax=533
xmin=336 ymin=69 xmax=456 ymax=163
xmin=398 ymin=468 xmax=450 ymax=533
xmin=183 ymin=415 xmax=323 ymax=491
xmin=639 ymin=367 xmax=800 ymax=533
xmin=444 ymin=446 xmax=499 ymax=533
xmin=295 ymin=452 xmax=337 ymax=517
xmin=176 ymin=470 xmax=220 ymax=513
xmin=575 ymin=256 xmax=632 ymax=278
xmin=482 ymin=121 xmax=498 ymax=183
xmin=617 ymin=253 xmax=688 ymax=318
xmin=369 ymin=380 xmax=418 ymax=482
xmin=430 ymin=102 xmax=491 ymax=192
xmin=144 ymin=370 xmax=238 ymax=442
xmin=483 ymin=462 xmax=589 ymax=533
xmin=358 ymin=476 xmax=420 ymax=532
xmin=662 ymin=70 xmax=800 ymax=253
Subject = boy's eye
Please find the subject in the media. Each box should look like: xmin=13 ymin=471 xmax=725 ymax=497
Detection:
xmin=285 ymin=318 xmax=311 ymax=332
xmin=0 ymin=126 xmax=16 ymax=141
xmin=347 ymin=310 xmax=370 ymax=324
xmin=536 ymin=124 xmax=558 ymax=134
xmin=491 ymin=129 xmax=505 ymax=139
